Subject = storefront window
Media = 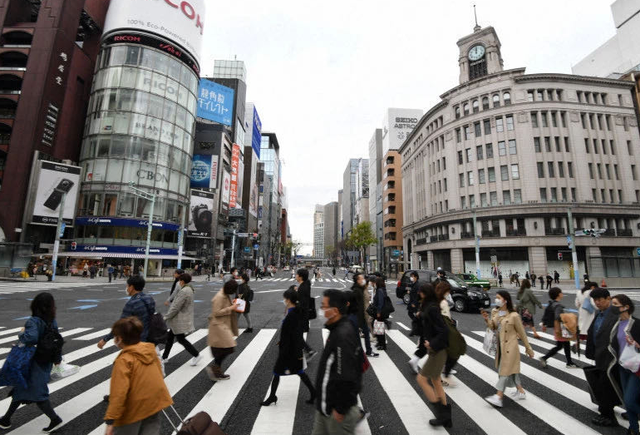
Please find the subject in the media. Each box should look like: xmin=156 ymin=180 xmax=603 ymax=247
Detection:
xmin=102 ymin=194 xmax=118 ymax=216
xmin=118 ymin=192 xmax=135 ymax=216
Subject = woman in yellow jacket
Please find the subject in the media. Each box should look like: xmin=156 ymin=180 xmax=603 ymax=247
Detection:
xmin=481 ymin=290 xmax=535 ymax=408
xmin=103 ymin=317 xmax=172 ymax=435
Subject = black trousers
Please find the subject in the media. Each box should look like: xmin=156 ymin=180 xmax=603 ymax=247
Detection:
xmin=162 ymin=330 xmax=199 ymax=359
xmin=543 ymin=340 xmax=573 ymax=364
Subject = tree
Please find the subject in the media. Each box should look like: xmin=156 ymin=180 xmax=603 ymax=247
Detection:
xmin=346 ymin=221 xmax=377 ymax=273
xmin=325 ymin=245 xmax=337 ymax=266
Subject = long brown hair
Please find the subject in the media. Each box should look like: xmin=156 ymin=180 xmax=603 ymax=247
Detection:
xmin=496 ymin=290 xmax=515 ymax=312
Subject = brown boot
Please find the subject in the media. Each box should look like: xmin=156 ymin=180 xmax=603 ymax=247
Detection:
xmin=209 ymin=364 xmax=230 ymax=381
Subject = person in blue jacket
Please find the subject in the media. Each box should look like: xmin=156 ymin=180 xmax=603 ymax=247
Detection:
xmin=0 ymin=292 xmax=63 ymax=433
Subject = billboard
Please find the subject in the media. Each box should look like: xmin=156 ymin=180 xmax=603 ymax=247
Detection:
xmin=382 ymin=108 xmax=424 ymax=155
xmin=190 ymin=154 xmax=218 ymax=188
xmin=188 ymin=190 xmax=214 ymax=237
xmin=229 ymin=144 xmax=243 ymax=209
xmin=221 ymin=169 xmax=231 ymax=213
xmin=251 ymin=107 xmax=262 ymax=158
xmin=248 ymin=149 xmax=258 ymax=217
xmin=32 ymin=161 xmax=81 ymax=225
xmin=102 ymin=0 xmax=206 ymax=64
xmin=196 ymin=80 xmax=234 ymax=126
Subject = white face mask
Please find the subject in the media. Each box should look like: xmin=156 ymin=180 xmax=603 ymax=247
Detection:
xmin=410 ymin=277 xmax=416 ymax=283
xmin=495 ymin=298 xmax=504 ymax=307
xmin=317 ymin=308 xmax=327 ymax=325
xmin=282 ymin=299 xmax=287 ymax=306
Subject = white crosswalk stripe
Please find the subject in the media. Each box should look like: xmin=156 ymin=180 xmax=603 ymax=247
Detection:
xmin=0 ymin=318 xmax=628 ymax=434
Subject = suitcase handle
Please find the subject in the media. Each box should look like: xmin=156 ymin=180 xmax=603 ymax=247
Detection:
xmin=162 ymin=405 xmax=184 ymax=432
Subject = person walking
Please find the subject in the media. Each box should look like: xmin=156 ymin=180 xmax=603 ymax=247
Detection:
xmin=545 ymin=273 xmax=553 ymax=290
xmin=351 ymin=273 xmax=378 ymax=357
xmin=530 ymin=272 xmax=537 ymax=288
xmin=101 ymin=317 xmax=172 ymax=435
xmin=415 ymin=282 xmax=451 ymax=427
xmin=164 ymin=269 xmax=185 ymax=308
xmin=224 ymin=267 xmax=238 ymax=284
xmin=108 ymin=264 xmax=115 ymax=283
xmin=332 ymin=267 xmax=336 ymax=276
xmin=407 ymin=283 xmax=431 ymax=374
xmin=261 ymin=287 xmax=316 ymax=406
xmin=206 ymin=279 xmax=240 ymax=381
xmin=296 ymin=268 xmax=317 ymax=360
xmin=406 ymin=271 xmax=421 ymax=336
xmin=312 ymin=290 xmax=363 ymax=435
xmin=516 ymin=279 xmax=543 ymax=339
xmin=161 ymin=273 xmax=201 ymax=365
xmin=608 ymin=294 xmax=640 ymax=435
xmin=435 ymin=282 xmax=458 ymax=388
xmin=498 ymin=273 xmax=503 ymax=288
xmin=554 ymin=270 xmax=560 ymax=284
xmin=372 ymin=277 xmax=389 ymax=351
xmin=0 ymin=293 xmax=63 ymax=433
xmin=538 ymin=274 xmax=545 ymax=289
xmin=482 ymin=290 xmax=535 ymax=407
xmin=576 ymin=282 xmax=597 ymax=342
xmin=539 ymin=287 xmax=578 ymax=368
xmin=238 ymin=273 xmax=254 ymax=333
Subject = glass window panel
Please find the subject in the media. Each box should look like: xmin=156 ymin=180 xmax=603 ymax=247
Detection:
xmin=106 ymin=159 xmax=123 ymax=182
xmin=118 ymin=192 xmax=135 ymax=216
xmin=120 ymin=67 xmax=137 ymax=88
xmin=109 ymin=46 xmax=126 ymax=66
xmin=136 ymin=69 xmax=153 ymax=93
xmin=105 ymin=67 xmax=122 ymax=88
xmin=111 ymin=136 xmax=127 ymax=156
xmin=187 ymin=92 xmax=197 ymax=116
xmin=124 ymin=46 xmax=140 ymax=65
xmin=114 ymin=112 xmax=129 ymax=134
xmin=173 ymin=127 xmax=185 ymax=149
xmin=97 ymin=137 xmax=110 ymax=157
xmin=118 ymin=89 xmax=134 ymax=111
xmin=167 ymin=58 xmax=182 ymax=80
xmin=177 ymin=84 xmax=189 ymax=108
xmin=175 ymin=106 xmax=187 ymax=127
xmin=140 ymin=138 xmax=157 ymax=163
xmin=92 ymin=159 xmax=107 ymax=181
xmin=160 ymin=121 xmax=175 ymax=145
xmin=144 ymin=116 xmax=161 ymax=141
xmin=130 ymin=113 xmax=146 ymax=137
xmin=157 ymin=143 xmax=171 ymax=167
xmin=147 ymin=94 xmax=164 ymax=118
xmin=169 ymin=169 xmax=180 ymax=193
xmin=133 ymin=91 xmax=149 ymax=114
xmin=149 ymin=72 xmax=167 ymax=97
xmin=121 ymin=160 xmax=140 ymax=185
xmin=179 ymin=172 xmax=189 ymax=196
xmin=165 ymin=77 xmax=180 ymax=102
xmin=163 ymin=100 xmax=177 ymax=124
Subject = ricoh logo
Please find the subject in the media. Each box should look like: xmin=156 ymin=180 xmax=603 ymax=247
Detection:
xmin=161 ymin=0 xmax=204 ymax=35
xmin=114 ymin=35 xmax=141 ymax=42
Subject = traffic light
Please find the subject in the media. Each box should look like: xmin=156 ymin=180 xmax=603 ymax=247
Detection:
xmin=557 ymin=252 xmax=563 ymax=261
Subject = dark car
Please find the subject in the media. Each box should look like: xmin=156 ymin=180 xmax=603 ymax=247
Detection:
xmin=395 ymin=269 xmax=490 ymax=312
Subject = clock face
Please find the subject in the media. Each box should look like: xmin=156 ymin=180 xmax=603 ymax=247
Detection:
xmin=468 ymin=45 xmax=485 ymax=61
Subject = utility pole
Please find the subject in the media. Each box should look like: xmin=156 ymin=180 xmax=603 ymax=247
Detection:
xmin=50 ymin=192 xmax=66 ymax=282
xmin=230 ymin=228 xmax=237 ymax=268
xmin=567 ymin=208 xmax=580 ymax=290
xmin=473 ymin=210 xmax=481 ymax=278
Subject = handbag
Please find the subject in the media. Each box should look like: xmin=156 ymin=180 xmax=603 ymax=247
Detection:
xmin=0 ymin=345 xmax=36 ymax=389
xmin=619 ymin=343 xmax=640 ymax=373
xmin=366 ymin=304 xmax=377 ymax=318
xmin=482 ymin=328 xmax=498 ymax=357
xmin=373 ymin=320 xmax=386 ymax=336
xmin=308 ymin=297 xmax=317 ymax=320
xmin=520 ymin=308 xmax=533 ymax=324
xmin=444 ymin=316 xmax=467 ymax=359
xmin=162 ymin=405 xmax=226 ymax=435
xmin=141 ymin=297 xmax=168 ymax=345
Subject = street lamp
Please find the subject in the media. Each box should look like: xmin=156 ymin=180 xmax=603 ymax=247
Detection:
xmin=128 ymin=182 xmax=156 ymax=279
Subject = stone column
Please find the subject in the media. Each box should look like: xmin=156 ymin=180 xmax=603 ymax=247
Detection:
xmin=586 ymin=246 xmax=604 ymax=279
xmin=427 ymin=250 xmax=435 ymax=270
xmin=528 ymin=246 xmax=547 ymax=277
xmin=451 ymin=248 xmax=464 ymax=273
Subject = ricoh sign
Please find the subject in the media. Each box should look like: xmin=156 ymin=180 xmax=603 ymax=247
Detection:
xmin=103 ymin=0 xmax=206 ymax=63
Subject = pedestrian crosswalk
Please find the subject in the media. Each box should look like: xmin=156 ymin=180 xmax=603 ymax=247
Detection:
xmin=0 ymin=320 xmax=628 ymax=434
xmin=0 ymin=281 xmax=118 ymax=295
xmin=254 ymin=277 xmax=399 ymax=286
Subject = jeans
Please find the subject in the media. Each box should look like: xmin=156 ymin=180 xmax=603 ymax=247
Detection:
xmin=619 ymin=366 xmax=640 ymax=431
xmin=543 ymin=340 xmax=573 ymax=364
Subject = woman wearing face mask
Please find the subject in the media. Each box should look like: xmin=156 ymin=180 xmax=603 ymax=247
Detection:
xmin=261 ymin=287 xmax=316 ymax=406
xmin=482 ymin=290 xmax=535 ymax=407
xmin=101 ymin=317 xmax=172 ymax=435
xmin=408 ymin=284 xmax=432 ymax=373
xmin=206 ymin=279 xmax=239 ymax=381
xmin=435 ymin=282 xmax=458 ymax=387
xmin=608 ymin=294 xmax=640 ymax=435
xmin=373 ymin=277 xmax=389 ymax=351
xmin=162 ymin=273 xmax=201 ymax=366
xmin=407 ymin=271 xmax=420 ymax=335
xmin=351 ymin=273 xmax=378 ymax=357
xmin=416 ymin=282 xmax=451 ymax=427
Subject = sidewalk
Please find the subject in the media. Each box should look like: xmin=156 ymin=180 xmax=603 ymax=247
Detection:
xmin=495 ymin=278 xmax=637 ymax=291
xmin=0 ymin=274 xmax=217 ymax=284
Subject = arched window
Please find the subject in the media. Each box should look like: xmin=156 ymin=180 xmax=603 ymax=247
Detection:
xmin=492 ymin=94 xmax=500 ymax=108
xmin=455 ymin=106 xmax=460 ymax=119
xmin=472 ymin=100 xmax=479 ymax=113
xmin=463 ymin=103 xmax=470 ymax=116
xmin=482 ymin=97 xmax=489 ymax=110
xmin=503 ymin=92 xmax=511 ymax=105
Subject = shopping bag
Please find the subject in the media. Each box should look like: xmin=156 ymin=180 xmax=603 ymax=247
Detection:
xmin=50 ymin=360 xmax=80 ymax=381
xmin=233 ymin=299 xmax=246 ymax=313
xmin=373 ymin=320 xmax=386 ymax=336
xmin=0 ymin=345 xmax=36 ymax=389
xmin=619 ymin=343 xmax=640 ymax=373
xmin=482 ymin=328 xmax=497 ymax=356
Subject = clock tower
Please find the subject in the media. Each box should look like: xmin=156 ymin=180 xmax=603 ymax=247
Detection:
xmin=457 ymin=25 xmax=504 ymax=84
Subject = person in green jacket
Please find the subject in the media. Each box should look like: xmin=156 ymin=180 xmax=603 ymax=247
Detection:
xmin=516 ymin=279 xmax=543 ymax=338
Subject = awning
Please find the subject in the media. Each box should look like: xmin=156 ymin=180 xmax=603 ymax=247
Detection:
xmin=37 ymin=252 xmax=197 ymax=261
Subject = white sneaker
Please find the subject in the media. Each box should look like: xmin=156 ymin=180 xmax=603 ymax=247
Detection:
xmin=510 ymin=391 xmax=526 ymax=400
xmin=161 ymin=358 xmax=169 ymax=364
xmin=190 ymin=355 xmax=203 ymax=366
xmin=408 ymin=358 xmax=420 ymax=374
xmin=442 ymin=376 xmax=457 ymax=387
xmin=485 ymin=394 xmax=503 ymax=408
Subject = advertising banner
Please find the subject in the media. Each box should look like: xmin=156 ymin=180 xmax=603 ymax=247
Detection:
xmin=75 ymin=217 xmax=180 ymax=232
xmin=32 ymin=161 xmax=81 ymax=225
xmin=196 ymin=80 xmax=234 ymax=126
xmin=248 ymin=149 xmax=258 ymax=218
xmin=229 ymin=144 xmax=241 ymax=209
xmin=188 ymin=190 xmax=214 ymax=237
xmin=252 ymin=107 xmax=262 ymax=158
xmin=190 ymin=154 xmax=218 ymax=188
xmin=221 ymin=169 xmax=231 ymax=214
xmin=102 ymin=0 xmax=206 ymax=64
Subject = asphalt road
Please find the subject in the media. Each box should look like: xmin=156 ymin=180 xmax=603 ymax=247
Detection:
xmin=0 ymin=269 xmax=635 ymax=434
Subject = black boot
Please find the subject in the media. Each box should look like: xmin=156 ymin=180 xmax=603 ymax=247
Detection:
xmin=429 ymin=403 xmax=452 ymax=428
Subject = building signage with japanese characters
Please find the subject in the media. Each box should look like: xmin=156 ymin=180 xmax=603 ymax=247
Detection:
xmin=229 ymin=144 xmax=241 ymax=209
xmin=251 ymin=107 xmax=262 ymax=158
xmin=190 ymin=154 xmax=218 ymax=188
xmin=196 ymin=80 xmax=234 ymax=126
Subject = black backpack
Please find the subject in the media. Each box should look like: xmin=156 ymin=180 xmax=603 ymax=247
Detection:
xmin=380 ymin=295 xmax=395 ymax=319
xmin=541 ymin=301 xmax=556 ymax=328
xmin=34 ymin=322 xmax=63 ymax=365
xmin=141 ymin=296 xmax=168 ymax=345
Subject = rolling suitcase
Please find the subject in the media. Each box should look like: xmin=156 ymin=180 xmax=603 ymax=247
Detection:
xmin=163 ymin=406 xmax=226 ymax=435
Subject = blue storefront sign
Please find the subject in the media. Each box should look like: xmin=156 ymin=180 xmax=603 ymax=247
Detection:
xmin=252 ymin=106 xmax=262 ymax=158
xmin=75 ymin=217 xmax=180 ymax=232
xmin=196 ymin=80 xmax=234 ymax=126
xmin=68 ymin=245 xmax=179 ymax=256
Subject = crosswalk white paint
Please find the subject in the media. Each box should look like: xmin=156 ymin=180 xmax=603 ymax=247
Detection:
xmin=0 ymin=318 xmax=631 ymax=434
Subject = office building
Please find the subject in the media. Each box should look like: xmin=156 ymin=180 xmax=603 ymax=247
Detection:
xmin=313 ymin=204 xmax=324 ymax=258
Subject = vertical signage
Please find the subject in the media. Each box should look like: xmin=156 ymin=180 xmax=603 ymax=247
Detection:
xmin=230 ymin=144 xmax=241 ymax=208
xmin=252 ymin=107 xmax=262 ymax=158
xmin=221 ymin=169 xmax=231 ymax=214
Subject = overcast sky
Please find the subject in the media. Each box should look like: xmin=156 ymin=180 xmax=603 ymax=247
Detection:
xmin=199 ymin=0 xmax=616 ymax=255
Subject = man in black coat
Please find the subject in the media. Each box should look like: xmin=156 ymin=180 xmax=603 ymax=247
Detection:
xmin=296 ymin=268 xmax=317 ymax=360
xmin=313 ymin=289 xmax=363 ymax=434
xmin=585 ymin=287 xmax=620 ymax=427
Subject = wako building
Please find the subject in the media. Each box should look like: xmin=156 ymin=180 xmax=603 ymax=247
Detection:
xmin=71 ymin=0 xmax=205 ymax=274
xmin=401 ymin=25 xmax=640 ymax=286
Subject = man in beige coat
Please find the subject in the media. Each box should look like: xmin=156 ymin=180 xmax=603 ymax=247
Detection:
xmin=206 ymin=280 xmax=239 ymax=381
